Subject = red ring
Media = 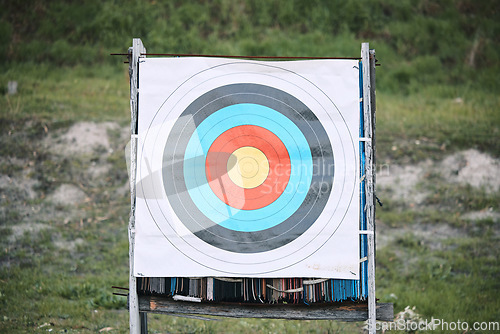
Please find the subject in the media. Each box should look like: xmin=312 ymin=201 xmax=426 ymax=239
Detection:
xmin=213 ymin=136 xmax=279 ymax=198
xmin=206 ymin=125 xmax=290 ymax=210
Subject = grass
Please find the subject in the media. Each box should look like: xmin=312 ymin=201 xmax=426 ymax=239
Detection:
xmin=377 ymin=231 xmax=500 ymax=328
xmin=1 ymin=0 xmax=499 ymax=332
xmin=376 ymin=88 xmax=500 ymax=163
xmin=1 ymin=68 xmax=498 ymax=333
xmin=0 ymin=197 xmax=131 ymax=332
xmin=0 ymin=64 xmax=130 ymax=123
xmin=374 ymin=155 xmax=500 ymax=332
xmin=0 ymin=64 xmax=498 ymax=333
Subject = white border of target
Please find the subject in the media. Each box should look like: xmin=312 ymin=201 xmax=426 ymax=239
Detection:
xmin=136 ymin=58 xmax=359 ymax=276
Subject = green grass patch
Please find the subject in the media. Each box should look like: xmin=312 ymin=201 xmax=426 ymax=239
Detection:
xmin=377 ymin=230 xmax=500 ymax=329
xmin=376 ymin=88 xmax=500 ymax=163
xmin=0 ymin=64 xmax=130 ymax=123
xmin=1 ymin=1 xmax=499 ymax=332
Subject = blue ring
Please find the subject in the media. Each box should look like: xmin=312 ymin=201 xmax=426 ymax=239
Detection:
xmin=184 ymin=104 xmax=312 ymax=232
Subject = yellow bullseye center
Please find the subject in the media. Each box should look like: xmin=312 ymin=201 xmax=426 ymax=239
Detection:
xmin=227 ymin=146 xmax=269 ymax=189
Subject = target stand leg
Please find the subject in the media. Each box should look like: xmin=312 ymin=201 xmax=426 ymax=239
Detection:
xmin=140 ymin=312 xmax=148 ymax=334
xmin=128 ymin=38 xmax=147 ymax=334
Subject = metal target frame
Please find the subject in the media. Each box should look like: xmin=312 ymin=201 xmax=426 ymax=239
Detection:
xmin=124 ymin=39 xmax=390 ymax=334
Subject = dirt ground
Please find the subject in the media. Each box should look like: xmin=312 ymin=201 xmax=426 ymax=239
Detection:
xmin=2 ymin=121 xmax=500 ymax=252
xmin=1 ymin=121 xmax=499 ymax=268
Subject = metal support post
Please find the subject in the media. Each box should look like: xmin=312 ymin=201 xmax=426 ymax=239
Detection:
xmin=361 ymin=42 xmax=376 ymax=334
xmin=128 ymin=38 xmax=146 ymax=334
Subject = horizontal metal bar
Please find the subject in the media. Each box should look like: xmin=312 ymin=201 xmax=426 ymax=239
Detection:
xmin=110 ymin=52 xmax=361 ymax=60
xmin=113 ymin=292 xmax=128 ymax=297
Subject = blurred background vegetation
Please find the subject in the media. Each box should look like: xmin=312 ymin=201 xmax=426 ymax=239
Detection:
xmin=1 ymin=0 xmax=499 ymax=158
xmin=1 ymin=0 xmax=499 ymax=92
xmin=0 ymin=0 xmax=499 ymax=333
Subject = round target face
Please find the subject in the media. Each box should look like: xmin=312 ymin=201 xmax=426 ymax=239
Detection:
xmin=164 ymin=83 xmax=331 ymax=253
xmin=136 ymin=59 xmax=359 ymax=276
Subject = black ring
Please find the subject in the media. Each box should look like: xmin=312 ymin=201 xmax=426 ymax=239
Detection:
xmin=162 ymin=83 xmax=334 ymax=253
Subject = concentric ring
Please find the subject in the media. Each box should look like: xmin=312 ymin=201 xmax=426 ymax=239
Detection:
xmin=162 ymin=84 xmax=334 ymax=253
xmin=205 ymin=125 xmax=291 ymax=210
xmin=181 ymin=103 xmax=312 ymax=233
xmin=228 ymin=147 xmax=268 ymax=188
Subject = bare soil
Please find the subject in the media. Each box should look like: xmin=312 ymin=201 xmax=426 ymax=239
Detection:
xmin=1 ymin=121 xmax=499 ymax=262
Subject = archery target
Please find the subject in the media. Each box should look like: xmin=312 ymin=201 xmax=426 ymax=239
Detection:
xmin=135 ymin=58 xmax=360 ymax=278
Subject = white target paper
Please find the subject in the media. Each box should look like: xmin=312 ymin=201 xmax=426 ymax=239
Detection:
xmin=134 ymin=57 xmax=360 ymax=279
